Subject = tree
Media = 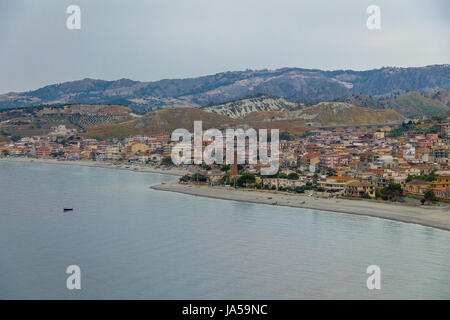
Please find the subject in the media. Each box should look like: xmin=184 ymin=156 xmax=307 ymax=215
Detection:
xmin=381 ymin=183 xmax=403 ymax=201
xmin=220 ymin=164 xmax=230 ymax=172
xmin=179 ymin=175 xmax=191 ymax=183
xmin=237 ymin=173 xmax=256 ymax=187
xmin=279 ymin=131 xmax=293 ymax=141
xmin=375 ymin=189 xmax=382 ymax=199
xmin=161 ymin=156 xmax=173 ymax=166
xmin=11 ymin=135 xmax=22 ymax=142
xmin=423 ymin=189 xmax=437 ymax=204
xmin=326 ymin=167 xmax=337 ymax=177
xmin=278 ymin=172 xmax=288 ymax=179
xmin=312 ymin=174 xmax=319 ymax=186
xmin=191 ymin=173 xmax=207 ymax=182
xmin=220 ymin=174 xmax=231 ymax=185
xmin=287 ymin=172 xmax=299 ymax=180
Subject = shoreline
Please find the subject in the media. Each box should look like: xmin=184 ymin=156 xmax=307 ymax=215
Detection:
xmin=0 ymin=157 xmax=186 ymax=176
xmin=152 ymin=183 xmax=450 ymax=232
xmin=2 ymin=157 xmax=449 ymax=231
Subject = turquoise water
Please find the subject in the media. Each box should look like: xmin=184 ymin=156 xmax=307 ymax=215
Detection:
xmin=0 ymin=161 xmax=449 ymax=299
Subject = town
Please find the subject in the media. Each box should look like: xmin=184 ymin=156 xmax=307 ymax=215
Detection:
xmin=1 ymin=119 xmax=449 ymax=205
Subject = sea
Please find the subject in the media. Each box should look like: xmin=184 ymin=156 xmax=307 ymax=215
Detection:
xmin=0 ymin=161 xmax=449 ymax=299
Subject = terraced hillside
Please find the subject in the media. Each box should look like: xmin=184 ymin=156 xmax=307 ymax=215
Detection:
xmin=0 ymin=104 xmax=137 ymax=140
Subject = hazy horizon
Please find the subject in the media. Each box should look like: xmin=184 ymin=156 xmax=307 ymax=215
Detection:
xmin=1 ymin=0 xmax=449 ymax=93
xmin=3 ymin=63 xmax=450 ymax=95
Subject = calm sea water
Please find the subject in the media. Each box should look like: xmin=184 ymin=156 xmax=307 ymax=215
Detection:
xmin=0 ymin=161 xmax=449 ymax=299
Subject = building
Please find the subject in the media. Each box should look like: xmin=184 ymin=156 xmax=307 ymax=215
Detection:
xmin=404 ymin=180 xmax=431 ymax=196
xmin=319 ymin=154 xmax=339 ymax=171
xmin=437 ymin=123 xmax=450 ymax=138
xmin=318 ymin=176 xmax=354 ymax=192
xmin=345 ymin=181 xmax=376 ymax=198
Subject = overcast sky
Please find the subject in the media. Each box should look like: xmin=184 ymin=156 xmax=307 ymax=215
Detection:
xmin=0 ymin=0 xmax=448 ymax=93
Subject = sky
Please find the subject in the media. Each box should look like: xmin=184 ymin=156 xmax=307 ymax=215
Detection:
xmin=0 ymin=0 xmax=448 ymax=93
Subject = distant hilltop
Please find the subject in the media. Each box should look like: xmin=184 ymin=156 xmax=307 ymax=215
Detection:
xmin=0 ymin=64 xmax=449 ymax=111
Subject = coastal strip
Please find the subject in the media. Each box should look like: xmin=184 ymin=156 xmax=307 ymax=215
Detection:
xmin=152 ymin=183 xmax=450 ymax=231
xmin=0 ymin=157 xmax=186 ymax=176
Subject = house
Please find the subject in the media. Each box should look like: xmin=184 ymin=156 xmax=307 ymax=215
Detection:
xmin=345 ymin=181 xmax=376 ymax=198
xmin=36 ymin=147 xmax=51 ymax=157
xmin=263 ymin=178 xmax=305 ymax=189
xmin=318 ymin=176 xmax=354 ymax=192
xmin=437 ymin=123 xmax=450 ymax=138
xmin=404 ymin=180 xmax=431 ymax=196
xmin=319 ymin=154 xmax=339 ymax=171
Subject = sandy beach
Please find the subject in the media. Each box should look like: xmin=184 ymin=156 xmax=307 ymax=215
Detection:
xmin=0 ymin=157 xmax=187 ymax=176
xmin=3 ymin=157 xmax=449 ymax=231
xmin=152 ymin=183 xmax=450 ymax=231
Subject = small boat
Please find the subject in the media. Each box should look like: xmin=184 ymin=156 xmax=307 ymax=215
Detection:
xmin=272 ymin=202 xmax=278 ymax=205
xmin=63 ymin=208 xmax=73 ymax=212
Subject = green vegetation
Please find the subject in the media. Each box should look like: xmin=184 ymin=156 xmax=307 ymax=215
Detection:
xmin=389 ymin=120 xmax=438 ymax=138
xmin=296 ymin=182 xmax=313 ymax=191
xmin=220 ymin=174 xmax=232 ymax=185
xmin=380 ymin=183 xmax=403 ymax=201
xmin=237 ymin=173 xmax=256 ymax=187
xmin=287 ymin=172 xmax=299 ymax=180
xmin=393 ymin=93 xmax=449 ymax=118
xmin=220 ymin=164 xmax=230 ymax=172
xmin=361 ymin=192 xmax=370 ymax=199
xmin=326 ymin=167 xmax=337 ymax=177
xmin=181 ymin=173 xmax=208 ymax=183
xmin=279 ymin=131 xmax=293 ymax=141
xmin=423 ymin=189 xmax=437 ymax=204
xmin=161 ymin=156 xmax=173 ymax=166
xmin=406 ymin=171 xmax=437 ymax=182
xmin=375 ymin=189 xmax=382 ymax=199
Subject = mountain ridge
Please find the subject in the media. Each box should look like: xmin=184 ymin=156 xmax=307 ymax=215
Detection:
xmin=1 ymin=64 xmax=449 ymax=111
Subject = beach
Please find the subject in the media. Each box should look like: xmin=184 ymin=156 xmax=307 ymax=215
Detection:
xmin=0 ymin=157 xmax=186 ymax=176
xmin=152 ymin=183 xmax=450 ymax=231
xmin=2 ymin=157 xmax=449 ymax=231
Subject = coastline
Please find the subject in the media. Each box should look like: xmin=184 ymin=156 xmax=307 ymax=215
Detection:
xmin=152 ymin=183 xmax=450 ymax=232
xmin=0 ymin=157 xmax=186 ymax=176
xmin=2 ymin=157 xmax=449 ymax=231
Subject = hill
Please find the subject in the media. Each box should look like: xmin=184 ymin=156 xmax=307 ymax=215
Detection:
xmin=1 ymin=65 xmax=449 ymax=111
xmin=83 ymin=102 xmax=405 ymax=140
xmin=245 ymin=102 xmax=405 ymax=127
xmin=83 ymin=108 xmax=241 ymax=140
xmin=292 ymin=102 xmax=405 ymax=126
xmin=202 ymin=95 xmax=299 ymax=118
xmin=0 ymin=104 xmax=136 ymax=140
xmin=377 ymin=92 xmax=449 ymax=118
